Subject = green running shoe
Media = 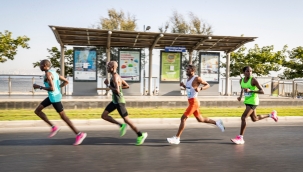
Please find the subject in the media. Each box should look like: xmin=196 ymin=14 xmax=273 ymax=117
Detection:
xmin=120 ymin=124 xmax=127 ymax=137
xmin=136 ymin=132 xmax=148 ymax=146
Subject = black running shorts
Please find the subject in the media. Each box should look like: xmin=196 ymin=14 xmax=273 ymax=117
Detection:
xmin=105 ymin=102 xmax=128 ymax=118
xmin=245 ymin=104 xmax=258 ymax=110
xmin=41 ymin=97 xmax=64 ymax=113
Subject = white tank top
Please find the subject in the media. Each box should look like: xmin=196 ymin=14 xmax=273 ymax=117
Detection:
xmin=186 ymin=75 xmax=198 ymax=99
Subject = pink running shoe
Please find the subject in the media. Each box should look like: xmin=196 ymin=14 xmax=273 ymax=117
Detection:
xmin=231 ymin=135 xmax=245 ymax=144
xmin=73 ymin=132 xmax=87 ymax=146
xmin=49 ymin=126 xmax=60 ymax=138
xmin=271 ymin=110 xmax=278 ymax=122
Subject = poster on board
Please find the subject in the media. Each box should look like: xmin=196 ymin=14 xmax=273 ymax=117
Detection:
xmin=160 ymin=51 xmax=181 ymax=82
xmin=73 ymin=47 xmax=97 ymax=81
xmin=118 ymin=50 xmax=141 ymax=82
xmin=199 ymin=52 xmax=219 ymax=82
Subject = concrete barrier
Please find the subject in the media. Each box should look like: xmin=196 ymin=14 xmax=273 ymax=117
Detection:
xmin=0 ymin=99 xmax=303 ymax=109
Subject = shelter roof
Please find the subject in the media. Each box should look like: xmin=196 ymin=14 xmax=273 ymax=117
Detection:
xmin=49 ymin=25 xmax=257 ymax=53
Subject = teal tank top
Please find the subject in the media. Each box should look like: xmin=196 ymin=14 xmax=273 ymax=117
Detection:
xmin=44 ymin=69 xmax=62 ymax=103
xmin=241 ymin=77 xmax=259 ymax=105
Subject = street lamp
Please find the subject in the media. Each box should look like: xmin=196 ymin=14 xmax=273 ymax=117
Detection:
xmin=144 ymin=25 xmax=151 ymax=31
xmin=143 ymin=25 xmax=151 ymax=95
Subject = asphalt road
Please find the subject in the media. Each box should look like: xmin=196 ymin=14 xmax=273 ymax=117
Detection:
xmin=0 ymin=124 xmax=302 ymax=172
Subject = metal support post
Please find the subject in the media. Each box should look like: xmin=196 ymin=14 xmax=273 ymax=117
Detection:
xmin=8 ymin=76 xmax=11 ymax=96
xmin=32 ymin=77 xmax=35 ymax=95
xmin=60 ymin=45 xmax=65 ymax=95
xmin=148 ymin=48 xmax=153 ymax=96
xmin=224 ymin=53 xmax=230 ymax=96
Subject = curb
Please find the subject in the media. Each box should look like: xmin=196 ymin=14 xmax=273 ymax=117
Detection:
xmin=0 ymin=117 xmax=302 ymax=128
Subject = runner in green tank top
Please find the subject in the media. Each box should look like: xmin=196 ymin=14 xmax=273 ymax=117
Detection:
xmin=241 ymin=76 xmax=259 ymax=105
xmin=231 ymin=66 xmax=278 ymax=145
xmin=101 ymin=61 xmax=148 ymax=145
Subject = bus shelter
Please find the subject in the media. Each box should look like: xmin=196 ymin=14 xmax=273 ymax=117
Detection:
xmin=49 ymin=25 xmax=256 ymax=96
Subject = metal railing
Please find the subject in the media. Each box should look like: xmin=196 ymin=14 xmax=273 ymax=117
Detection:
xmin=295 ymin=82 xmax=303 ymax=98
xmin=219 ymin=77 xmax=245 ymax=96
xmin=219 ymin=77 xmax=303 ymax=98
xmin=0 ymin=75 xmax=160 ymax=96
xmin=0 ymin=75 xmax=71 ymax=96
xmin=278 ymin=79 xmax=303 ymax=98
xmin=3 ymin=74 xmax=301 ymax=98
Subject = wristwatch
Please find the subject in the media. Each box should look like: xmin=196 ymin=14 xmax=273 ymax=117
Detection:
xmin=39 ymin=86 xmax=42 ymax=90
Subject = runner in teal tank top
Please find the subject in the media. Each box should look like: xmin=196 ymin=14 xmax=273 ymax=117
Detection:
xmin=44 ymin=69 xmax=62 ymax=103
xmin=33 ymin=59 xmax=86 ymax=145
xmin=101 ymin=61 xmax=148 ymax=145
xmin=231 ymin=66 xmax=278 ymax=145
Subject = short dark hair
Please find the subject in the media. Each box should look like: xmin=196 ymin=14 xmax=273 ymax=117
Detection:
xmin=187 ymin=64 xmax=196 ymax=71
xmin=242 ymin=66 xmax=252 ymax=72
xmin=41 ymin=59 xmax=51 ymax=67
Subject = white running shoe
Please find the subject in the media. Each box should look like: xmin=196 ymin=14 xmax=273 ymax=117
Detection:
xmin=167 ymin=136 xmax=180 ymax=144
xmin=216 ymin=119 xmax=225 ymax=132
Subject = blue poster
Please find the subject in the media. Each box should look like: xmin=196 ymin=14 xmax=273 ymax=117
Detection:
xmin=74 ymin=48 xmax=97 ymax=81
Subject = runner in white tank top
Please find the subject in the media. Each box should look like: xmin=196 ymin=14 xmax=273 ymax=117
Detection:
xmin=167 ymin=65 xmax=225 ymax=145
xmin=186 ymin=75 xmax=198 ymax=99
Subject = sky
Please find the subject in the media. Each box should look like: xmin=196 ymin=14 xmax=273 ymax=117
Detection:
xmin=0 ymin=0 xmax=302 ymax=74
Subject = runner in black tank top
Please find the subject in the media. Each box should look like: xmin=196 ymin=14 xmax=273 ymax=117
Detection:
xmin=101 ymin=61 xmax=148 ymax=145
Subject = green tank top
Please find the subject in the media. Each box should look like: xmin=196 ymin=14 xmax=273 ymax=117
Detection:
xmin=110 ymin=77 xmax=126 ymax=104
xmin=241 ymin=77 xmax=259 ymax=105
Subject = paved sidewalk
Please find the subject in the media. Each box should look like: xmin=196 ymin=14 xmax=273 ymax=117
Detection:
xmin=1 ymin=117 xmax=302 ymax=130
